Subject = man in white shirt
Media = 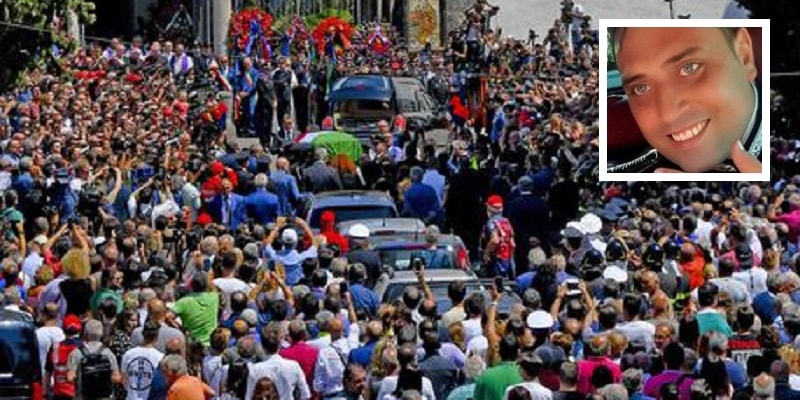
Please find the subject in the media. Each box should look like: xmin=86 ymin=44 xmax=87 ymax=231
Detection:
xmin=504 ymin=352 xmax=552 ymax=400
xmin=121 ymin=321 xmax=164 ymax=400
xmin=246 ymin=325 xmax=311 ymax=400
xmin=732 ymin=243 xmax=768 ymax=296
xmin=171 ymin=43 xmax=194 ymax=76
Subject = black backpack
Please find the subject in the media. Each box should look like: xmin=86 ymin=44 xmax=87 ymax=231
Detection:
xmin=79 ymin=345 xmax=113 ymax=399
xmin=226 ymin=357 xmax=250 ymax=399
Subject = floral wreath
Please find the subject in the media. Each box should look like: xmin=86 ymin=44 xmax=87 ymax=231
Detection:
xmin=365 ymin=22 xmax=392 ymax=55
xmin=312 ymin=16 xmax=355 ymax=59
xmin=228 ymin=8 xmax=274 ymax=60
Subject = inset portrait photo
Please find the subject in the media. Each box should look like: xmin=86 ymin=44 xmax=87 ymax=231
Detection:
xmin=599 ymin=19 xmax=770 ymax=182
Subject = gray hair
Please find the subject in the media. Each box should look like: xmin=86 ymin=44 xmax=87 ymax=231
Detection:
xmin=199 ymin=236 xmax=219 ymax=255
xmin=315 ymin=147 xmax=329 ymax=162
xmin=753 ymin=373 xmax=775 ymax=399
xmin=331 ymin=258 xmax=348 ymax=278
xmin=254 ymin=173 xmax=268 ymax=188
xmin=464 ymin=355 xmax=486 ymax=380
xmin=316 ymin=311 xmax=335 ymax=332
xmin=162 ymin=354 xmax=188 ymax=376
xmin=597 ymin=383 xmax=629 ymax=400
xmin=84 ymin=319 xmax=104 ymax=341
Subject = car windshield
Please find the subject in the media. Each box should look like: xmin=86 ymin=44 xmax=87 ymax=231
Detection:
xmin=334 ymin=99 xmax=392 ymax=115
xmin=0 ymin=326 xmax=40 ymax=379
xmin=310 ymin=206 xmax=397 ymax=228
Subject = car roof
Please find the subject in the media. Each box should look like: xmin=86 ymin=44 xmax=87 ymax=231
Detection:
xmin=332 ymin=75 xmax=393 ymax=91
xmin=372 ymin=234 xmax=461 ymax=249
xmin=337 ymin=218 xmax=425 ymax=235
xmin=384 ymin=269 xmax=478 ymax=284
xmin=311 ymin=190 xmax=396 ymax=209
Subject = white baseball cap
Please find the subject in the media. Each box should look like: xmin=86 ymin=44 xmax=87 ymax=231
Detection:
xmin=526 ymin=310 xmax=554 ymax=330
xmin=348 ymin=223 xmax=370 ymax=239
xmin=281 ymin=228 xmax=298 ymax=244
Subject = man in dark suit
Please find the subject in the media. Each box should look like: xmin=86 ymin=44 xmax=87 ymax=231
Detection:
xmin=505 ymin=176 xmax=550 ymax=268
xmin=302 ymin=148 xmax=343 ymax=194
xmin=210 ymin=177 xmax=247 ymax=231
xmin=245 ymin=173 xmax=279 ymax=225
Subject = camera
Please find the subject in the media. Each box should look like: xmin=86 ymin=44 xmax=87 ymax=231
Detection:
xmin=528 ymin=29 xmax=538 ymax=42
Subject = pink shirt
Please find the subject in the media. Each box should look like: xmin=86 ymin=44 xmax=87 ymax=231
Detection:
xmin=280 ymin=341 xmax=320 ymax=391
xmin=577 ymin=356 xmax=622 ymax=395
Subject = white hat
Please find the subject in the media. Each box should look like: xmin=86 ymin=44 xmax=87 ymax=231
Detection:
xmin=281 ymin=228 xmax=298 ymax=244
xmin=348 ymin=223 xmax=370 ymax=239
xmin=526 ymin=310 xmax=554 ymax=330
xmin=566 ymin=221 xmax=586 ymax=235
xmin=603 ymin=265 xmax=628 ymax=283
xmin=580 ymin=213 xmax=602 ymax=235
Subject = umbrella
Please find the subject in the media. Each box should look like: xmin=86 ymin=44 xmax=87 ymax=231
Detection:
xmin=301 ymin=131 xmax=363 ymax=162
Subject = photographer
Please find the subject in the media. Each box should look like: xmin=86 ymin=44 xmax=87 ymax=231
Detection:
xmin=262 ymin=216 xmax=317 ymax=286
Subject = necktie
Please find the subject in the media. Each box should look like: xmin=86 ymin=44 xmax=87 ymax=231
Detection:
xmin=223 ymin=195 xmax=230 ymax=225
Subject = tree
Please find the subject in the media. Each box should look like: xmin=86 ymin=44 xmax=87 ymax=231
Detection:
xmin=0 ymin=0 xmax=96 ymax=91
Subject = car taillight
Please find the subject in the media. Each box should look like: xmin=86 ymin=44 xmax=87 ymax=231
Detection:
xmin=33 ymin=381 xmax=43 ymax=400
xmin=457 ymin=247 xmax=468 ymax=270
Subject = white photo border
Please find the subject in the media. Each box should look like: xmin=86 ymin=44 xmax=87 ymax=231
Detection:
xmin=598 ymin=18 xmax=771 ymax=182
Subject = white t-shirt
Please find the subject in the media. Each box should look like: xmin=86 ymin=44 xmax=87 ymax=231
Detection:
xmin=36 ymin=326 xmax=65 ymax=375
xmin=505 ymin=381 xmax=553 ymax=400
xmin=121 ymin=346 xmax=164 ymax=400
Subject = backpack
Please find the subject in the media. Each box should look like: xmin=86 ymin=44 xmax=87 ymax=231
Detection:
xmin=79 ymin=345 xmax=113 ymax=399
xmin=51 ymin=341 xmax=80 ymax=398
xmin=492 ymin=218 xmax=515 ymax=261
xmin=226 ymin=357 xmax=250 ymax=399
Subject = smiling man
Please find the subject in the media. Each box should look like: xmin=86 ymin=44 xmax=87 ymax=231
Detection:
xmin=610 ymin=27 xmax=762 ymax=173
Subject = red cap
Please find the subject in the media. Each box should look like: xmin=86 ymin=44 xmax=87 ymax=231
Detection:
xmin=486 ymin=195 xmax=504 ymax=210
xmin=196 ymin=213 xmax=213 ymax=226
xmin=321 ymin=210 xmax=336 ymax=222
xmin=63 ymin=314 xmax=82 ymax=333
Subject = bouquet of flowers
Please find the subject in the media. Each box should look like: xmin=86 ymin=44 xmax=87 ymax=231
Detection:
xmin=228 ymin=8 xmax=274 ymax=59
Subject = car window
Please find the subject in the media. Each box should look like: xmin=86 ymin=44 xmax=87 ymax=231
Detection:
xmin=310 ymin=206 xmax=397 ymax=228
xmin=379 ymin=245 xmax=452 ymax=270
xmin=0 ymin=326 xmax=40 ymax=379
xmin=334 ymin=99 xmax=392 ymax=114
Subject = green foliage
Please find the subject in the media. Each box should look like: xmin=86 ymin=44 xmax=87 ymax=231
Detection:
xmin=0 ymin=0 xmax=96 ymax=90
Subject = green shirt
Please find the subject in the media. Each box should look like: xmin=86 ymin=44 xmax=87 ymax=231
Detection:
xmin=172 ymin=292 xmax=219 ymax=346
xmin=474 ymin=362 xmax=523 ymax=400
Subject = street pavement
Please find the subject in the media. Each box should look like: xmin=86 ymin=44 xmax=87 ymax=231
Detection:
xmin=493 ymin=0 xmax=735 ymax=40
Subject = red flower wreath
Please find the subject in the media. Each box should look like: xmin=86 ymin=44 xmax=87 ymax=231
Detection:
xmin=228 ymin=8 xmax=274 ymax=52
xmin=312 ymin=17 xmax=355 ymax=56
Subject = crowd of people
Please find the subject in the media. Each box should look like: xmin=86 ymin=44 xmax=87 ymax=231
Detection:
xmin=1 ymin=1 xmax=800 ymax=400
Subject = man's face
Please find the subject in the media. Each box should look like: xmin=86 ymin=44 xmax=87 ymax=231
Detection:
xmin=616 ymin=28 xmax=758 ymax=172
xmin=346 ymin=368 xmax=367 ymax=393
xmin=654 ymin=326 xmax=672 ymax=350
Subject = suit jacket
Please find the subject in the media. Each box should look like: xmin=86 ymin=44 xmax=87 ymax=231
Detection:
xmin=210 ymin=193 xmax=247 ymax=230
xmin=245 ymin=188 xmax=279 ymax=225
xmin=303 ymin=161 xmax=343 ymax=193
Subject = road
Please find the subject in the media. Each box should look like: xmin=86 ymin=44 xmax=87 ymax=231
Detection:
xmin=493 ymin=0 xmax=736 ymax=40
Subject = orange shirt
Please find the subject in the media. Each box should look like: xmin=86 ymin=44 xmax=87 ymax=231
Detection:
xmin=167 ymin=375 xmax=214 ymax=400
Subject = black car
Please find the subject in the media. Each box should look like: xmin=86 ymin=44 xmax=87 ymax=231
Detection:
xmin=0 ymin=310 xmax=43 ymax=400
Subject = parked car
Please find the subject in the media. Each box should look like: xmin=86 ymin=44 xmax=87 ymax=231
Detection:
xmin=336 ymin=218 xmax=426 ymax=241
xmin=372 ymin=234 xmax=471 ymax=271
xmin=373 ymin=269 xmax=520 ymax=317
xmin=299 ymin=190 xmax=399 ymax=229
xmin=0 ymin=310 xmax=43 ymax=400
xmin=328 ymin=75 xmax=445 ymax=143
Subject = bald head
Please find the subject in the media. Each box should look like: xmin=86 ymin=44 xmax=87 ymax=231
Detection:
xmin=165 ymin=337 xmax=185 ymax=357
xmin=367 ymin=320 xmax=383 ymax=340
xmin=148 ymin=298 xmax=166 ymax=321
xmin=588 ymin=334 xmax=609 ymax=357
xmin=276 ymin=157 xmax=290 ymax=171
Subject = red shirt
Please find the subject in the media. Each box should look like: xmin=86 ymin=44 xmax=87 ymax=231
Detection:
xmin=279 ymin=341 xmax=320 ymax=391
xmin=577 ymin=356 xmax=622 ymax=395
